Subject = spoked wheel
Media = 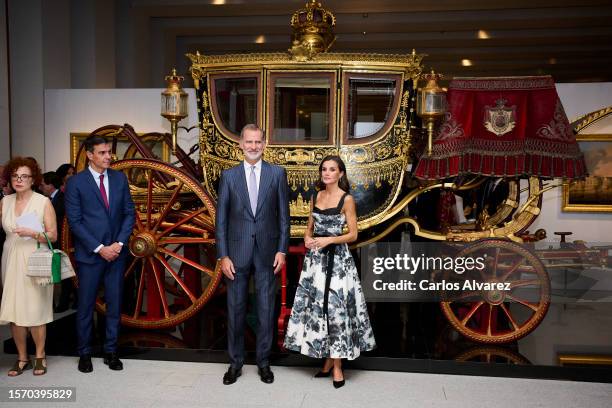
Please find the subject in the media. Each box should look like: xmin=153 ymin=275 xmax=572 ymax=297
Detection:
xmin=440 ymin=239 xmax=550 ymax=343
xmin=63 ymin=158 xmax=221 ymax=329
xmin=73 ymin=125 xmax=170 ymax=172
xmin=115 ymin=159 xmax=221 ymax=329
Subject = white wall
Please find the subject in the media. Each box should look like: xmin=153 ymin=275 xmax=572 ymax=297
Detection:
xmin=0 ymin=0 xmax=10 ymax=164
xmin=44 ymin=88 xmax=198 ymax=172
xmin=528 ymin=83 xmax=612 ymax=243
xmin=8 ymin=0 xmax=45 ymax=164
xmin=557 ymin=83 xmax=612 ymax=126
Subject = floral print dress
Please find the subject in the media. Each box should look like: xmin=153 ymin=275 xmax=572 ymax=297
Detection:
xmin=284 ymin=193 xmax=376 ymax=359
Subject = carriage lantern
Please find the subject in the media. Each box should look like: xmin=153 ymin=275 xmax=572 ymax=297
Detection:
xmin=161 ymin=68 xmax=188 ymax=154
xmin=417 ymin=70 xmax=447 ymax=155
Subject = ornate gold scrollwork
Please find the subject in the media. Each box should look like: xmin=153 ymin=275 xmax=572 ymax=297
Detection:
xmin=284 ymin=149 xmax=315 ymax=165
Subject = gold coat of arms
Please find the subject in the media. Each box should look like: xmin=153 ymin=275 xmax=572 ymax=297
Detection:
xmin=484 ymin=98 xmax=517 ymax=136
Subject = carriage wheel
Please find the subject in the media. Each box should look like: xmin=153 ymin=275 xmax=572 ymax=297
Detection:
xmin=440 ymin=239 xmax=550 ymax=343
xmin=63 ymin=158 xmax=221 ymax=329
xmin=74 ymin=131 xmax=168 ymax=172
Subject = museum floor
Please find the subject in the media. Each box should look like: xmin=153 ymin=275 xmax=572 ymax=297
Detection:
xmin=2 ymin=292 xmax=612 ymax=407
xmin=0 ymin=353 xmax=610 ymax=408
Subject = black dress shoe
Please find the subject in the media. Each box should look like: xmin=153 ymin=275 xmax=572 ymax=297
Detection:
xmin=103 ymin=353 xmax=123 ymax=371
xmin=223 ymin=367 xmax=242 ymax=385
xmin=78 ymin=355 xmax=93 ymax=373
xmin=258 ymin=366 xmax=274 ymax=384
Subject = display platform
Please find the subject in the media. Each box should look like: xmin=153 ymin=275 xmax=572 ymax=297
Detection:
xmin=5 ymin=295 xmax=612 ymax=383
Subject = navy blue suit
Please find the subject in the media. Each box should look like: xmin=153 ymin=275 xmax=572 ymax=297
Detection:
xmin=65 ymin=168 xmax=135 ymax=356
xmin=216 ymin=161 xmax=290 ymax=369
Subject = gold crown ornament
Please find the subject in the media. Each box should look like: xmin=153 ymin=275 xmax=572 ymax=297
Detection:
xmin=289 ymin=0 xmax=337 ymax=61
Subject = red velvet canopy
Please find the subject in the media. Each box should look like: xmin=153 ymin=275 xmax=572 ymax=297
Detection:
xmin=414 ymin=76 xmax=586 ymax=180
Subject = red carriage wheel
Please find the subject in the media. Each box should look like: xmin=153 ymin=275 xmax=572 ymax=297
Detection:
xmin=440 ymin=239 xmax=550 ymax=343
xmin=62 ymin=158 xmax=222 ymax=329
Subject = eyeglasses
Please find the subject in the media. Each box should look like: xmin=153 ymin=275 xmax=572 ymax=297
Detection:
xmin=11 ymin=174 xmax=32 ymax=182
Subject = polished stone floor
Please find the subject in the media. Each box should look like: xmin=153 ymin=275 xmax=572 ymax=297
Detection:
xmin=0 ymin=354 xmax=611 ymax=408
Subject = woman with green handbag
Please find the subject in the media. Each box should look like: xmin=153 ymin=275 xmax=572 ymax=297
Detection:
xmin=0 ymin=157 xmax=58 ymax=376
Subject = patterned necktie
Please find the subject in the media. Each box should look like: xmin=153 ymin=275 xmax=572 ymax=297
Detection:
xmin=248 ymin=165 xmax=258 ymax=215
xmin=99 ymin=174 xmax=110 ymax=209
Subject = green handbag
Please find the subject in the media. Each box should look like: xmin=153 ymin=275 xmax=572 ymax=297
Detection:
xmin=26 ymin=232 xmax=74 ymax=285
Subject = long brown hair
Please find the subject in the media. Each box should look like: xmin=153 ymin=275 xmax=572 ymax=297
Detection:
xmin=315 ymin=155 xmax=350 ymax=192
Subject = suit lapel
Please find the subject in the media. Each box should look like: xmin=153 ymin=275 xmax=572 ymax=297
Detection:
xmin=107 ymin=169 xmax=119 ymax=216
xmin=236 ymin=163 xmax=254 ymax=218
xmin=256 ymin=161 xmax=273 ymax=215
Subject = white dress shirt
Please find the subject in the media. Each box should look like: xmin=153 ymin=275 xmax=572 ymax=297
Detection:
xmin=88 ymin=166 xmax=123 ymax=253
xmin=88 ymin=166 xmax=109 ymax=203
xmin=243 ymin=159 xmax=262 ymax=197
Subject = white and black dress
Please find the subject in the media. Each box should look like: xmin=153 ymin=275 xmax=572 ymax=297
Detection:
xmin=284 ymin=193 xmax=376 ymax=360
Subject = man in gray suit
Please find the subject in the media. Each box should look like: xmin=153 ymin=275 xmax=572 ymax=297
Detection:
xmin=216 ymin=124 xmax=290 ymax=385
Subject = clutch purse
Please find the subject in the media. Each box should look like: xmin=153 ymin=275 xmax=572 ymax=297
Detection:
xmin=26 ymin=232 xmax=76 ymax=285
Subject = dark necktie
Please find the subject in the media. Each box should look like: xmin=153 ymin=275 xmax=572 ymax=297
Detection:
xmin=99 ymin=174 xmax=109 ymax=209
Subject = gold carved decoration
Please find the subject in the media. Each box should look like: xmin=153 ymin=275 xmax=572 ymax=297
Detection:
xmin=187 ymin=52 xmax=424 ymax=80
xmin=572 ymin=105 xmax=612 ymax=133
xmin=284 ymin=149 xmax=316 ymax=165
xmin=289 ymin=193 xmax=311 ymax=217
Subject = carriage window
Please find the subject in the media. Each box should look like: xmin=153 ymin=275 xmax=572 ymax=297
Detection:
xmin=346 ymin=77 xmax=397 ymax=139
xmin=213 ymin=76 xmax=258 ymax=137
xmin=271 ymin=75 xmax=332 ymax=143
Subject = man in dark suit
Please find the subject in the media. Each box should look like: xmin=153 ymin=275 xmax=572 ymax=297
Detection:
xmin=40 ymin=171 xmax=73 ymax=312
xmin=65 ymin=135 xmax=135 ymax=373
xmin=216 ymin=124 xmax=290 ymax=385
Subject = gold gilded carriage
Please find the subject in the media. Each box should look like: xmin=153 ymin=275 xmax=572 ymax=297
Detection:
xmin=188 ymin=1 xmax=549 ymax=245
xmin=65 ymin=1 xmax=609 ymax=344
xmin=190 ymin=54 xmax=423 ymax=237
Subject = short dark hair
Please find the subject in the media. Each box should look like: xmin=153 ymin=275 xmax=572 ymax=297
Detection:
xmin=240 ymin=124 xmax=265 ymax=140
xmin=83 ymin=134 xmax=109 ymax=153
xmin=42 ymin=171 xmax=62 ymax=189
xmin=3 ymin=156 xmax=43 ymax=187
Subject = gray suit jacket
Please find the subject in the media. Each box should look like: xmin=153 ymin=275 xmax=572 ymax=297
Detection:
xmin=215 ymin=161 xmax=290 ymax=269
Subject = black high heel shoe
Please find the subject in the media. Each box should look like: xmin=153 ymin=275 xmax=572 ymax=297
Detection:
xmin=314 ymin=369 xmax=331 ymax=378
xmin=314 ymin=359 xmax=333 ymax=378
xmin=332 ymin=368 xmax=345 ymax=388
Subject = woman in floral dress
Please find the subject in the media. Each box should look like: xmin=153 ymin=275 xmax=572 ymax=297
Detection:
xmin=284 ymin=155 xmax=375 ymax=388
